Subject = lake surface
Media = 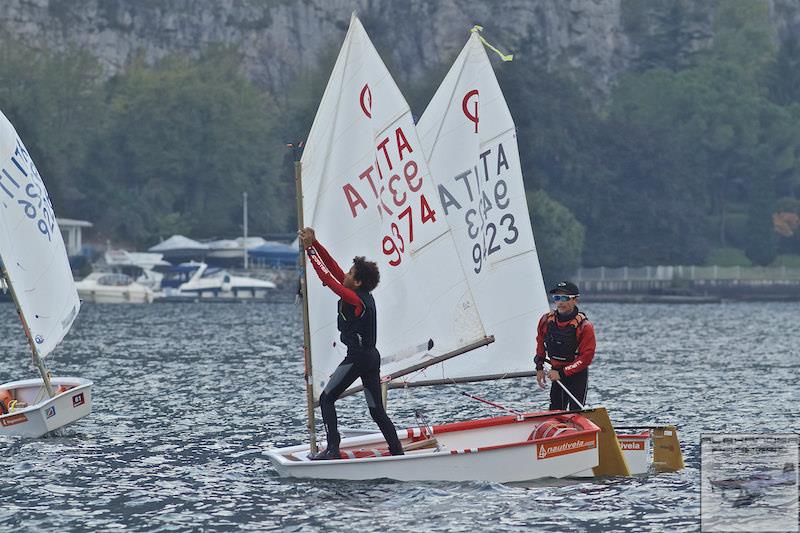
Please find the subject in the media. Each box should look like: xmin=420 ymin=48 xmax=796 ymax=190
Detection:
xmin=0 ymin=302 xmax=797 ymax=532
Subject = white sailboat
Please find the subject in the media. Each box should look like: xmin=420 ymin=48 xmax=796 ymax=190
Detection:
xmin=414 ymin=28 xmax=683 ymax=476
xmin=266 ymin=15 xmax=605 ymax=482
xmin=0 ymin=110 xmax=93 ymax=438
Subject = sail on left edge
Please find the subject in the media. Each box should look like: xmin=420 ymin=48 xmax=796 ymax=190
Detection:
xmin=0 ymin=109 xmax=81 ymax=358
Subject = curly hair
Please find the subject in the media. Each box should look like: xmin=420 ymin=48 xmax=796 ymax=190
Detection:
xmin=352 ymin=256 xmax=380 ymax=292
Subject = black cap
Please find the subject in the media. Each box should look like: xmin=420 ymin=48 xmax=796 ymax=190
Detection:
xmin=548 ymin=281 xmax=580 ymax=295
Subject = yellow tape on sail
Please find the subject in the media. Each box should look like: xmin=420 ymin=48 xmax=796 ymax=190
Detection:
xmin=471 ymin=25 xmax=514 ymax=62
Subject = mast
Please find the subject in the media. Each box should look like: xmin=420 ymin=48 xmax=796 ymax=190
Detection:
xmin=242 ymin=191 xmax=249 ymax=270
xmin=0 ymin=262 xmax=55 ymax=398
xmin=292 ymin=143 xmax=318 ymax=453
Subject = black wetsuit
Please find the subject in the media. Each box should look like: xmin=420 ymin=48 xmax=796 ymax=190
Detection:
xmin=318 ymin=289 xmax=403 ymax=455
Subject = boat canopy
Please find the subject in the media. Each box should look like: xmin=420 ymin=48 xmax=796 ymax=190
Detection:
xmin=148 ymin=235 xmax=209 ymax=253
xmin=247 ymin=241 xmax=298 ymax=268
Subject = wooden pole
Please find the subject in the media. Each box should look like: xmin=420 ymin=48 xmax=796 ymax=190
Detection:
xmin=292 ymin=147 xmax=318 ymax=454
xmin=242 ymin=191 xmax=249 ymax=270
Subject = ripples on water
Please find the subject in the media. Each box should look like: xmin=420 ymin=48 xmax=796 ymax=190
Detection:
xmin=0 ymin=302 xmax=797 ymax=531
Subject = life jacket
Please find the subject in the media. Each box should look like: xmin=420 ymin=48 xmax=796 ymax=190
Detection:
xmin=337 ymin=289 xmax=377 ymax=352
xmin=0 ymin=389 xmax=12 ymax=415
xmin=544 ymin=310 xmax=587 ymax=363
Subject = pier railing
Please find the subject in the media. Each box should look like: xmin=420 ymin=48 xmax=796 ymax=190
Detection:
xmin=575 ymin=265 xmax=800 ymax=282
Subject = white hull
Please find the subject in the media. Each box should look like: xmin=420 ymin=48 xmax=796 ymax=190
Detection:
xmin=157 ymin=262 xmax=275 ymax=300
xmin=171 ymin=287 xmax=273 ymax=299
xmin=267 ymin=413 xmax=600 ymax=482
xmin=0 ymin=377 xmax=93 ymax=438
xmin=77 ymin=286 xmax=153 ymax=304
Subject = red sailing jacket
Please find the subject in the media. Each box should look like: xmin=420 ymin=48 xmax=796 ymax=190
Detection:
xmin=534 ymin=310 xmax=596 ymax=377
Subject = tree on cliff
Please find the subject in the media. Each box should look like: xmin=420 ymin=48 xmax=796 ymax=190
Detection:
xmin=80 ymin=48 xmax=291 ymax=246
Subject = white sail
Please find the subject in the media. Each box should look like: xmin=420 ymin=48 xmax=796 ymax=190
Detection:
xmin=415 ymin=32 xmax=549 ymax=382
xmin=0 ymin=110 xmax=80 ymax=357
xmin=302 ymin=15 xmax=486 ymax=401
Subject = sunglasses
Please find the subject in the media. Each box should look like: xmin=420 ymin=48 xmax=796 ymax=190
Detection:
xmin=551 ymin=294 xmax=578 ymax=302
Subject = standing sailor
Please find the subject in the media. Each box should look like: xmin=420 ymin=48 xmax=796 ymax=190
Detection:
xmin=534 ymin=281 xmax=596 ymax=410
xmin=299 ymin=227 xmax=404 ymax=460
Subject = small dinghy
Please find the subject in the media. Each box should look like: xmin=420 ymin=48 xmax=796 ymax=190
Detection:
xmin=0 ymin=109 xmax=93 ymax=438
xmin=267 ymin=412 xmax=600 ymax=482
xmin=0 ymin=377 xmax=92 ymax=438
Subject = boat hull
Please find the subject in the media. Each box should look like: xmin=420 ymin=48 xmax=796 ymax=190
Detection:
xmin=77 ymin=286 xmax=153 ymax=304
xmin=267 ymin=412 xmax=600 ymax=482
xmin=0 ymin=377 xmax=93 ymax=438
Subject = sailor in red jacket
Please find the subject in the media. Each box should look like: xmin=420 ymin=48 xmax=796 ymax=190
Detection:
xmin=299 ymin=227 xmax=404 ymax=460
xmin=534 ymin=281 xmax=596 ymax=410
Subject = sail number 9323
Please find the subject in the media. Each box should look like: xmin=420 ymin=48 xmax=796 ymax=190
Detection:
xmin=467 ymin=179 xmax=518 ymax=274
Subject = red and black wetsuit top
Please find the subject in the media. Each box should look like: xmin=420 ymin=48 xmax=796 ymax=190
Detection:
xmin=534 ymin=308 xmax=596 ymax=377
xmin=306 ymin=239 xmax=377 ymax=353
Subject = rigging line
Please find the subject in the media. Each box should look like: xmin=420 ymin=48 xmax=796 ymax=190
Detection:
xmin=470 ymin=26 xmax=514 ymax=62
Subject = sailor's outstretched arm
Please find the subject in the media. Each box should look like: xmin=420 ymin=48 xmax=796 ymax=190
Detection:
xmin=309 ymin=238 xmax=345 ymax=283
xmin=305 ymin=246 xmax=363 ymax=316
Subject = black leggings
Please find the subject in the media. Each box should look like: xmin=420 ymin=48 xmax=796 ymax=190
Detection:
xmin=549 ymin=369 xmax=588 ymax=411
xmin=318 ymin=350 xmax=403 ymax=455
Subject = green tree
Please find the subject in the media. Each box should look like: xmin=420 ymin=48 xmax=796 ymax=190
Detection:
xmin=0 ymin=38 xmax=105 ymax=213
xmin=82 ymin=48 xmax=289 ymax=246
xmin=527 ymin=189 xmax=584 ymax=283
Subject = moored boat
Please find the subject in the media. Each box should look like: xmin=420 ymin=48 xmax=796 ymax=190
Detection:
xmin=156 ymin=261 xmax=276 ymax=300
xmin=75 ymin=272 xmax=154 ymax=303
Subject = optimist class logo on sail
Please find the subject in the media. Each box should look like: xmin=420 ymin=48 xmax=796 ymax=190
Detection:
xmin=341 ymin=110 xmax=438 ymax=268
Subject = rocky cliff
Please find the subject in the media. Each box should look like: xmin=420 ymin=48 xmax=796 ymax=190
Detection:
xmin=0 ymin=0 xmax=798 ymax=98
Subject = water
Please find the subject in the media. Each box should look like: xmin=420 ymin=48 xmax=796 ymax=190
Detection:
xmin=0 ymin=302 xmax=797 ymax=531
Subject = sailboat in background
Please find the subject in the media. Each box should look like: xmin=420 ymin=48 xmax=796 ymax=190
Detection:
xmin=266 ymin=15 xmax=606 ymax=482
xmin=0 ymin=110 xmax=93 ymax=438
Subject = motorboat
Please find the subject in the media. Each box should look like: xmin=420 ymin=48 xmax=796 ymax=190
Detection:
xmin=157 ymin=261 xmax=276 ymax=300
xmin=104 ymin=249 xmax=171 ymax=290
xmin=75 ymin=272 xmax=154 ymax=303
